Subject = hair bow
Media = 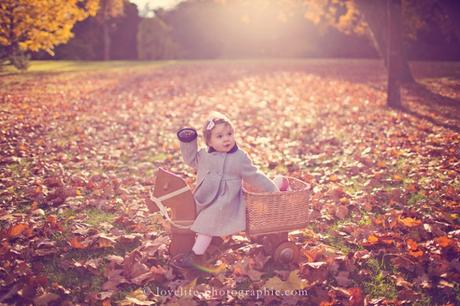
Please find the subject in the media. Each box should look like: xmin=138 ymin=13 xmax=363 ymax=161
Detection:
xmin=206 ymin=119 xmax=215 ymax=130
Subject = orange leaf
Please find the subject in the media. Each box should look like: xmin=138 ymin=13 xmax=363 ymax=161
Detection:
xmin=69 ymin=237 xmax=88 ymax=249
xmin=382 ymin=239 xmax=394 ymax=246
xmin=102 ymin=299 xmax=111 ymax=306
xmin=47 ymin=215 xmax=58 ymax=225
xmin=435 ymin=236 xmax=453 ymax=248
xmin=406 ymin=239 xmax=418 ymax=251
xmin=373 ymin=215 xmax=384 ymax=225
xmin=367 ymin=234 xmax=379 ymax=245
xmin=329 ymin=175 xmax=339 ymax=182
xmin=8 ymin=223 xmax=29 ymax=238
xmin=399 ymin=217 xmax=422 ymax=228
xmin=406 ymin=183 xmax=417 ymax=192
xmin=409 ymin=249 xmax=424 ymax=258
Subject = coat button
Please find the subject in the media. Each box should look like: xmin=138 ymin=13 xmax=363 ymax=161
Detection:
xmin=207 ymin=170 xmax=211 ymax=174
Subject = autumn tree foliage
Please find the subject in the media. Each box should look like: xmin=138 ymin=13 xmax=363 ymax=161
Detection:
xmin=302 ymin=0 xmax=460 ymax=81
xmin=0 ymin=0 xmax=99 ymax=69
xmin=303 ymin=0 xmax=413 ymax=84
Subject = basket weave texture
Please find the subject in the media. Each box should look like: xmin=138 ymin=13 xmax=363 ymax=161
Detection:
xmin=243 ymin=177 xmax=310 ymax=236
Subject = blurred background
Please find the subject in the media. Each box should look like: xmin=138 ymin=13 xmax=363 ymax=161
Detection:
xmin=7 ymin=0 xmax=460 ymax=62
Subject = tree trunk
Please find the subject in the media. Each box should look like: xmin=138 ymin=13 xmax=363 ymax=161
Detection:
xmin=102 ymin=21 xmax=110 ymax=61
xmin=355 ymin=0 xmax=414 ymax=83
xmin=386 ymin=0 xmax=402 ymax=108
xmin=101 ymin=1 xmax=111 ymax=61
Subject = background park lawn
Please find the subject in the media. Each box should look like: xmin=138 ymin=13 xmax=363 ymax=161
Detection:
xmin=1 ymin=59 xmax=459 ymax=305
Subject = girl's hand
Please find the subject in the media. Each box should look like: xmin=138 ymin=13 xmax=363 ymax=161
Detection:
xmin=177 ymin=127 xmax=198 ymax=143
xmin=178 ymin=129 xmax=195 ymax=138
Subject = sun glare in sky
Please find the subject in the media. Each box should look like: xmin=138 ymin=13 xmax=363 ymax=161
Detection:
xmin=131 ymin=0 xmax=185 ymax=13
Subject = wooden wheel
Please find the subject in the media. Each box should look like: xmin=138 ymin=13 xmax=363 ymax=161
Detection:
xmin=273 ymin=241 xmax=299 ymax=264
xmin=261 ymin=232 xmax=289 ymax=254
xmin=169 ymin=233 xmax=195 ymax=257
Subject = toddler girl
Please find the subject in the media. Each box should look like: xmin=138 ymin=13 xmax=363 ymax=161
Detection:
xmin=174 ymin=111 xmax=279 ymax=268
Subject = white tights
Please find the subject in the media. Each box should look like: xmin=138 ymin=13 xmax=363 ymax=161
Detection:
xmin=192 ymin=233 xmax=213 ymax=255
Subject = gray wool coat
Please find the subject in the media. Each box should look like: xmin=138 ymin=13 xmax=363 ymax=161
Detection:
xmin=178 ymin=128 xmax=278 ymax=236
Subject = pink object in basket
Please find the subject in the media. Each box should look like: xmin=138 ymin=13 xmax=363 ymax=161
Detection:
xmin=273 ymin=175 xmax=291 ymax=192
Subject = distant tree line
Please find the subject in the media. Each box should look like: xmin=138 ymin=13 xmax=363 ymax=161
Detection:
xmin=4 ymin=0 xmax=460 ymax=62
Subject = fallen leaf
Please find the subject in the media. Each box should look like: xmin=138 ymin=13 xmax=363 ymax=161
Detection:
xmin=8 ymin=223 xmax=29 ymax=238
xmin=69 ymin=237 xmax=88 ymax=249
xmin=399 ymin=217 xmax=422 ymax=228
xmin=264 ymin=270 xmax=308 ymax=291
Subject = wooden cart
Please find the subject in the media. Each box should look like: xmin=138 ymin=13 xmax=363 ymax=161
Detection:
xmin=147 ymin=168 xmax=311 ymax=264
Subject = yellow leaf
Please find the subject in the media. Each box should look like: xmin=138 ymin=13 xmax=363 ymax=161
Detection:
xmin=263 ymin=270 xmax=307 ymax=291
xmin=399 ymin=217 xmax=422 ymax=228
xmin=182 ymin=278 xmax=197 ymax=291
xmin=119 ymin=289 xmax=155 ymax=306
xmin=329 ymin=175 xmax=339 ymax=182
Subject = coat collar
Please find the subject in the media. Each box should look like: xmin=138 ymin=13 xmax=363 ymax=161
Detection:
xmin=208 ymin=143 xmax=238 ymax=154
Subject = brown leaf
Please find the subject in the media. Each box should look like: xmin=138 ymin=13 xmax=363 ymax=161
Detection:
xmin=347 ymin=287 xmax=364 ymax=306
xmin=103 ymin=269 xmax=127 ymax=291
xmin=335 ymin=271 xmax=353 ymax=287
xmin=335 ymin=205 xmax=349 ymax=219
xmin=33 ymin=293 xmax=60 ymax=306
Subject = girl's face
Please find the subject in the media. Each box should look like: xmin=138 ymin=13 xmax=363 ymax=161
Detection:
xmin=208 ymin=123 xmax=235 ymax=153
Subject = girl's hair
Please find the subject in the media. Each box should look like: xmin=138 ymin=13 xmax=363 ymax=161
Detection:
xmin=202 ymin=111 xmax=234 ymax=146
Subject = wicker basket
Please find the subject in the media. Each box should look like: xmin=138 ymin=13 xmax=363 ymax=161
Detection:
xmin=243 ymin=177 xmax=311 ymax=236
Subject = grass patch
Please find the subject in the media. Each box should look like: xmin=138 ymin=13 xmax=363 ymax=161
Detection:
xmin=356 ymin=211 xmax=372 ymax=226
xmin=322 ymin=216 xmax=367 ymax=254
xmin=342 ymin=175 xmax=368 ymax=196
xmin=85 ymin=208 xmax=116 ymax=227
xmin=1 ymin=60 xmax=175 ymax=75
xmin=324 ymin=235 xmax=354 ymax=254
xmin=362 ymin=258 xmax=398 ymax=300
xmin=43 ymin=254 xmax=105 ymax=294
xmin=407 ymin=191 xmax=426 ymax=206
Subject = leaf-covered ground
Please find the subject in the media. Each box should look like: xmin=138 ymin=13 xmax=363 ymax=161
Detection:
xmin=1 ymin=59 xmax=459 ymax=305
